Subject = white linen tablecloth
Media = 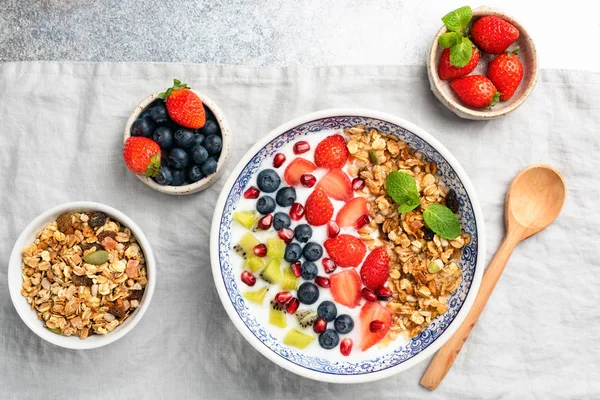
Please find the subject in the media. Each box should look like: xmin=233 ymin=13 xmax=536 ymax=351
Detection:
xmin=0 ymin=62 xmax=598 ymax=399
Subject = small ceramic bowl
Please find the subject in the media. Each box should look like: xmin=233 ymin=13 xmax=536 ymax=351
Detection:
xmin=8 ymin=201 xmax=156 ymax=349
xmin=124 ymin=90 xmax=231 ymax=195
xmin=428 ymin=6 xmax=538 ymax=120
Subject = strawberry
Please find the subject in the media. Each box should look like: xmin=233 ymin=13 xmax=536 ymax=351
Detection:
xmin=304 ymin=188 xmax=333 ymax=226
xmin=324 ymin=234 xmax=366 ymax=268
xmin=283 ymin=158 xmax=317 ymax=186
xmin=470 ymin=16 xmax=519 ymax=54
xmin=123 ymin=136 xmax=162 ymax=177
xmin=314 ymin=134 xmax=349 ymax=169
xmin=336 ymin=197 xmax=368 ymax=228
xmin=360 ymin=246 xmax=389 ymax=291
xmin=487 ymin=49 xmax=524 ymax=101
xmin=450 ymin=75 xmax=500 ymax=108
xmin=159 ymin=79 xmax=206 ymax=129
xmin=359 ymin=302 xmax=392 ymax=351
xmin=316 ymin=169 xmax=353 ymax=202
xmin=438 ymin=47 xmax=480 ymax=80
xmin=330 ymin=269 xmax=362 ymax=308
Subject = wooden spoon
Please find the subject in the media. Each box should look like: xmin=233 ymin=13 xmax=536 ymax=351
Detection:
xmin=420 ymin=164 xmax=566 ymax=390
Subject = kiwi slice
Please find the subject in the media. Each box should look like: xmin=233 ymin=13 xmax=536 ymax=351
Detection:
xmin=295 ymin=309 xmax=318 ymax=329
xmin=233 ymin=211 xmax=258 ymax=230
xmin=237 ymin=232 xmax=261 ymax=254
xmin=233 ymin=245 xmax=248 ymax=260
xmin=281 ymin=267 xmax=299 ymax=291
xmin=242 ymin=287 xmax=268 ymax=304
xmin=266 ymin=238 xmax=285 ymax=259
xmin=283 ymin=329 xmax=315 ymax=349
xmin=260 ymin=259 xmax=282 ymax=284
xmin=245 ymin=254 xmax=266 ymax=273
xmin=269 ymin=301 xmax=287 ymax=328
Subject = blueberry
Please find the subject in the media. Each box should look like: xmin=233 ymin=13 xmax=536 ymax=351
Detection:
xmin=445 ymin=189 xmax=460 ymax=214
xmin=256 ymin=196 xmax=276 ymax=215
xmin=257 ymin=169 xmax=281 ymax=193
xmin=187 ymin=165 xmax=205 ymax=182
xmin=297 ymin=282 xmax=319 ymax=305
xmin=318 ymin=329 xmax=339 ymax=350
xmin=130 ymin=117 xmax=156 ymax=137
xmin=203 ymin=104 xmax=217 ymax=122
xmin=170 ymin=169 xmax=186 ymax=186
xmin=294 ymin=224 xmax=312 ymax=243
xmin=200 ymin=119 xmax=220 ymax=137
xmin=204 ymin=134 xmax=222 ymax=155
xmin=154 ymin=166 xmax=173 ymax=185
xmin=201 ymin=157 xmax=218 ymax=175
xmin=168 ymin=148 xmax=189 ymax=169
xmin=317 ymin=301 xmax=337 ymax=322
xmin=275 ymin=186 xmax=296 ymax=207
xmin=302 ymin=242 xmax=323 ymax=262
xmin=191 ymin=134 xmax=205 ymax=147
xmin=174 ymin=129 xmax=196 ymax=149
xmin=149 ymin=103 xmax=169 ymax=124
xmin=153 ymin=126 xmax=173 ymax=149
xmin=273 ymin=212 xmax=291 ymax=230
xmin=301 ymin=262 xmax=318 ymax=280
xmin=422 ymin=226 xmax=434 ymax=241
xmin=191 ymin=145 xmax=209 ymax=165
xmin=334 ymin=314 xmax=354 ymax=334
xmin=284 ymin=243 xmax=303 ymax=262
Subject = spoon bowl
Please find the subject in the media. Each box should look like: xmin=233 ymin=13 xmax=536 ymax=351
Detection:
xmin=507 ymin=165 xmax=566 ymax=238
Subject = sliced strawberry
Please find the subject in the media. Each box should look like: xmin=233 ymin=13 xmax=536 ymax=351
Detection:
xmin=330 ymin=269 xmax=362 ymax=308
xmin=316 ymin=169 xmax=353 ymax=202
xmin=314 ymin=134 xmax=349 ymax=169
xmin=359 ymin=302 xmax=392 ymax=351
xmin=360 ymin=247 xmax=389 ymax=291
xmin=336 ymin=197 xmax=368 ymax=228
xmin=283 ymin=158 xmax=317 ymax=186
xmin=304 ymin=188 xmax=333 ymax=226
xmin=324 ymin=234 xmax=366 ymax=268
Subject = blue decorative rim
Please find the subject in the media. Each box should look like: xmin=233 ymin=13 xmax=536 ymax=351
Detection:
xmin=217 ymin=116 xmax=478 ymax=376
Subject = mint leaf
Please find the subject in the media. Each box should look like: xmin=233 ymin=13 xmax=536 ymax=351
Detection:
xmin=423 ymin=203 xmax=461 ymax=240
xmin=449 ymin=37 xmax=473 ymax=68
xmin=438 ymin=32 xmax=462 ymax=49
xmin=385 ymin=171 xmax=420 ymax=213
xmin=441 ymin=6 xmax=472 ymax=33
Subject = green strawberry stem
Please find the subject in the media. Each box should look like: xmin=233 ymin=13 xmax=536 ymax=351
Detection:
xmin=158 ymin=79 xmax=191 ymax=100
xmin=144 ymin=154 xmax=162 ymax=177
xmin=487 ymin=92 xmax=501 ymax=109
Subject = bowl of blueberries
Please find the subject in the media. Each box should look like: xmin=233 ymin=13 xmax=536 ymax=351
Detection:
xmin=123 ymin=80 xmax=231 ymax=195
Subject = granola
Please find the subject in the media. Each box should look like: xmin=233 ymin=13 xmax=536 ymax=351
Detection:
xmin=345 ymin=126 xmax=470 ymax=340
xmin=20 ymin=211 xmax=147 ymax=339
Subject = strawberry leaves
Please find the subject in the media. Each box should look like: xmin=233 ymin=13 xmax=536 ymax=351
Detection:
xmin=439 ymin=6 xmax=474 ymax=68
xmin=158 ymin=79 xmax=191 ymax=100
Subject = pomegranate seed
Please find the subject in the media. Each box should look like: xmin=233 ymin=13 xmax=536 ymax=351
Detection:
xmin=293 ymin=141 xmax=310 ymax=154
xmin=253 ymin=243 xmax=267 ymax=257
xmin=315 ymin=276 xmax=330 ymax=288
xmin=274 ymin=291 xmax=292 ymax=306
xmin=290 ymin=261 xmax=302 ymax=277
xmin=285 ymin=298 xmax=299 ymax=314
xmin=240 ymin=270 xmax=256 ymax=286
xmin=327 ymin=220 xmax=340 ymax=238
xmin=340 ymin=338 xmax=353 ymax=356
xmin=289 ymin=202 xmax=305 ymax=221
xmin=322 ymin=258 xmax=337 ymax=274
xmin=354 ymin=214 xmax=370 ymax=230
xmin=257 ymin=214 xmax=273 ymax=230
xmin=243 ymin=186 xmax=260 ymax=199
xmin=370 ymin=320 xmax=386 ymax=333
xmin=278 ymin=228 xmax=294 ymax=244
xmin=352 ymin=177 xmax=365 ymax=191
xmin=361 ymin=287 xmax=378 ymax=302
xmin=273 ymin=153 xmax=286 ymax=168
xmin=300 ymin=173 xmax=317 ymax=188
xmin=376 ymin=286 xmax=393 ymax=300
xmin=313 ymin=317 xmax=327 ymax=334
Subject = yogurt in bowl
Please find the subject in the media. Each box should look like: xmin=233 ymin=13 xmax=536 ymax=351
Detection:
xmin=211 ymin=109 xmax=485 ymax=383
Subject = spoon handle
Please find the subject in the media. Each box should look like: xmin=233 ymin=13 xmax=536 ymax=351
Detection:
xmin=420 ymin=233 xmax=520 ymax=390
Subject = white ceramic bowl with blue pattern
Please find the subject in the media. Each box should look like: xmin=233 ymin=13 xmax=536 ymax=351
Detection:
xmin=210 ymin=109 xmax=485 ymax=383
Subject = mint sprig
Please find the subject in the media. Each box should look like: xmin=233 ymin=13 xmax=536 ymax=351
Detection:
xmin=438 ymin=6 xmax=474 ymax=68
xmin=423 ymin=203 xmax=460 ymax=240
xmin=385 ymin=171 xmax=420 ymax=213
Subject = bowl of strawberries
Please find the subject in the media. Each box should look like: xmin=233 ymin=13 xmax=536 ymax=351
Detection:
xmin=428 ymin=5 xmax=538 ymax=120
